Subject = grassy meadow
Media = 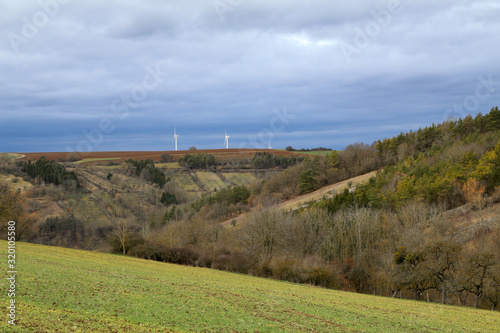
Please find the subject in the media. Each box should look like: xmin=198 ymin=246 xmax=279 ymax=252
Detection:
xmin=1 ymin=241 xmax=499 ymax=332
xmin=196 ymin=171 xmax=227 ymax=191
xmin=224 ymin=172 xmax=258 ymax=187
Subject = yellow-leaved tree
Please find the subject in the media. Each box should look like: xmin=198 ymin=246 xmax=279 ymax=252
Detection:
xmin=472 ymin=139 xmax=500 ymax=192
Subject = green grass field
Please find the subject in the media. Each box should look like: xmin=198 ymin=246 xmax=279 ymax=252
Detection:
xmin=1 ymin=241 xmax=499 ymax=332
xmin=224 ymin=172 xmax=258 ymax=187
xmin=196 ymin=171 xmax=227 ymax=191
xmin=172 ymin=171 xmax=199 ymax=192
xmin=155 ymin=162 xmax=182 ymax=169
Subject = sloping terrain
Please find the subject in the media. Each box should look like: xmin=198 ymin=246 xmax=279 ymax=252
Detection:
xmin=221 ymin=170 xmax=377 ymax=226
xmin=1 ymin=241 xmax=498 ymax=332
xmin=279 ymin=170 xmax=377 ymax=211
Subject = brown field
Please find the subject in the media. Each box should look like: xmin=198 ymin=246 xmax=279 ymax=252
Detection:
xmin=19 ymin=149 xmax=299 ymax=164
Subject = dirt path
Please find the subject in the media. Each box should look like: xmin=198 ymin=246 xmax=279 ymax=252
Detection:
xmin=279 ymin=171 xmax=377 ymax=211
xmin=1 ymin=153 xmax=25 ymax=160
xmin=220 ymin=170 xmax=378 ymax=227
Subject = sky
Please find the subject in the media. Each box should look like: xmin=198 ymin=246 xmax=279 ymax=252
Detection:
xmin=1 ymin=0 xmax=500 ymax=153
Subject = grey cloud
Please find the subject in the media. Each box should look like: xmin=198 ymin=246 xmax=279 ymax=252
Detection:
xmin=1 ymin=0 xmax=499 ymax=152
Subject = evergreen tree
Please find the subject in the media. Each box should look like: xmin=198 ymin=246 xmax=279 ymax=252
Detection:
xmin=298 ymin=169 xmax=318 ymax=194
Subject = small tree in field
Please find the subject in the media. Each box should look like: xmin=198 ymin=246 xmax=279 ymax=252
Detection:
xmin=68 ymin=152 xmax=81 ymax=162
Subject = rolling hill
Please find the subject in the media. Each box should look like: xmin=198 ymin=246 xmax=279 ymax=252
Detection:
xmin=1 ymin=240 xmax=499 ymax=332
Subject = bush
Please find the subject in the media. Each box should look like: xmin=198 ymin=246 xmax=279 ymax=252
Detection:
xmin=300 ymin=256 xmax=341 ymax=289
xmin=347 ymin=265 xmax=371 ymax=293
xmin=160 ymin=154 xmax=174 ymax=163
xmin=108 ymin=231 xmax=144 ymax=255
xmin=252 ymin=256 xmax=341 ymax=289
xmin=68 ymin=153 xmax=82 ymax=162
xmin=212 ymin=252 xmax=251 ymax=274
xmin=269 ymin=256 xmax=301 ymax=282
xmin=209 ymin=186 xmax=250 ymax=205
xmin=160 ymin=192 xmax=178 ymax=206
xmin=129 ymin=243 xmax=165 ymax=262
xmin=162 ymin=247 xmax=199 ymax=265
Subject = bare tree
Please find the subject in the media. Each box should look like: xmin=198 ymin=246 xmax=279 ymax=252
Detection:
xmin=462 ymin=252 xmax=496 ymax=308
xmin=237 ymin=207 xmax=285 ymax=259
xmin=110 ymin=216 xmax=138 ymax=255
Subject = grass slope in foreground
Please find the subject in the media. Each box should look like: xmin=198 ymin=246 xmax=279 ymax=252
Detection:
xmin=1 ymin=241 xmax=499 ymax=332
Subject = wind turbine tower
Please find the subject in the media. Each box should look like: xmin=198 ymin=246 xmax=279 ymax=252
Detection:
xmin=224 ymin=130 xmax=230 ymax=149
xmin=268 ymin=139 xmax=272 ymax=149
xmin=173 ymin=126 xmax=179 ymax=151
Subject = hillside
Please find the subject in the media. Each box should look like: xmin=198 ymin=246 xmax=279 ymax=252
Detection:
xmin=2 ymin=107 xmax=500 ymax=312
xmin=221 ymin=170 xmax=377 ymax=226
xmin=1 ymin=240 xmax=498 ymax=332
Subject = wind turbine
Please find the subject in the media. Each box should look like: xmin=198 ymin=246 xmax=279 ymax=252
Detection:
xmin=173 ymin=126 xmax=179 ymax=151
xmin=224 ymin=130 xmax=229 ymax=149
xmin=268 ymin=139 xmax=272 ymax=149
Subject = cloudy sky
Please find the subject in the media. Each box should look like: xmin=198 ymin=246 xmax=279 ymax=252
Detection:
xmin=1 ymin=0 xmax=500 ymax=152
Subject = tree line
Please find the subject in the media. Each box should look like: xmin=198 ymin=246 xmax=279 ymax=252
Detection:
xmin=18 ymin=156 xmax=80 ymax=189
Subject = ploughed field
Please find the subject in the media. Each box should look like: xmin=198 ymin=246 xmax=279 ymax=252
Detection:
xmin=19 ymin=149 xmax=299 ymax=164
xmin=1 ymin=240 xmax=499 ymax=332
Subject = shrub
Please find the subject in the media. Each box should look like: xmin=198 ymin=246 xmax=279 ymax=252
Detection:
xmin=160 ymin=154 xmax=174 ymax=163
xmin=212 ymin=252 xmax=251 ymax=274
xmin=300 ymin=256 xmax=341 ymax=289
xmin=108 ymin=231 xmax=144 ymax=255
xmin=68 ymin=153 xmax=82 ymax=162
xmin=269 ymin=256 xmax=301 ymax=282
xmin=160 ymin=192 xmax=178 ymax=206
xmin=162 ymin=247 xmax=199 ymax=265
xmin=129 ymin=243 xmax=165 ymax=262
